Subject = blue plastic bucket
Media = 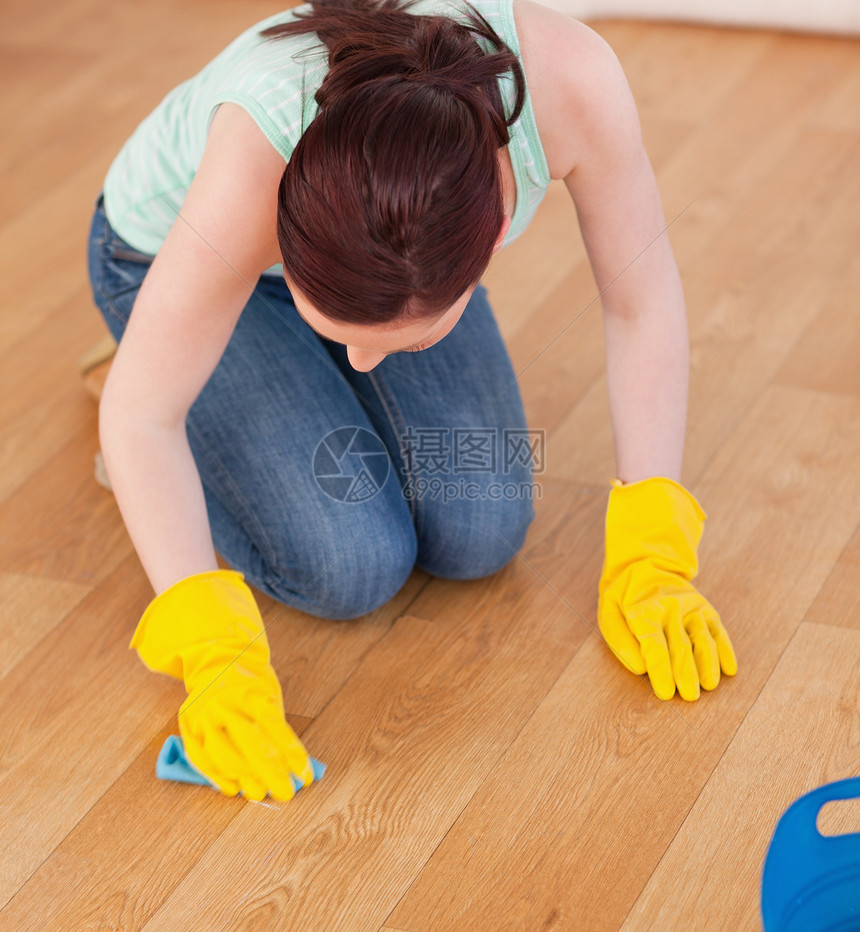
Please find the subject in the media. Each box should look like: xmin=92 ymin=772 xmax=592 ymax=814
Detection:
xmin=762 ymin=777 xmax=860 ymax=931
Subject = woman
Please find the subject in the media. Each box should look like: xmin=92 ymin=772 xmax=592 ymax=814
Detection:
xmin=88 ymin=0 xmax=737 ymax=802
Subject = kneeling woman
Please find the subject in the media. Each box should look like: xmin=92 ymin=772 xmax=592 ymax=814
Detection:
xmin=88 ymin=0 xmax=737 ymax=801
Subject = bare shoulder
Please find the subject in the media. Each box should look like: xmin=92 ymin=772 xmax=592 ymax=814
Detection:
xmin=512 ymin=0 xmax=643 ymax=179
xmin=188 ymin=102 xmax=287 ymax=270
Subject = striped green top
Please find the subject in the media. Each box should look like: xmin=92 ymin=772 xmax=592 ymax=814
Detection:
xmin=102 ymin=0 xmax=552 ymax=271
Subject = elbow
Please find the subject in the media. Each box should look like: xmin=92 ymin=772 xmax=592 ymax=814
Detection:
xmin=98 ymin=366 xmax=121 ymax=451
xmin=98 ymin=367 xmax=131 ymax=487
xmin=98 ymin=364 xmax=187 ymax=466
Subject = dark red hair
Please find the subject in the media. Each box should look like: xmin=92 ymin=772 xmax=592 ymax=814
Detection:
xmin=261 ymin=0 xmax=525 ymax=324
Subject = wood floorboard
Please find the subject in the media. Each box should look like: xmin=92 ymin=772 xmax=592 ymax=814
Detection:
xmin=774 ymin=250 xmax=860 ymax=399
xmin=504 ymin=258 xmax=608 ymax=436
xmin=0 ymin=174 xmax=111 ymax=350
xmin=0 ymin=426 xmax=132 ymax=583
xmin=384 ymin=386 xmax=860 ymax=932
xmin=0 ymin=573 xmax=91 ymax=682
xmin=808 ymin=51 xmax=860 ymax=132
xmin=0 ymin=715 xmax=314 ymax=932
xmin=799 ymin=520 xmax=860 ymax=632
xmin=485 ymin=181 xmax=587 ymax=340
xmin=0 ymin=557 xmax=156 ymax=908
xmin=0 ymin=296 xmax=105 ymax=505
xmin=259 ymin=567 xmax=433 ymax=720
xmin=547 ymin=127 xmax=860 ymax=487
xmin=620 ymin=622 xmax=860 ymax=931
xmin=112 ymin=482 xmax=603 ymax=930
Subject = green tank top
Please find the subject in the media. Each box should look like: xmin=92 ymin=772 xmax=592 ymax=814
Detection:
xmin=102 ymin=0 xmax=551 ymax=269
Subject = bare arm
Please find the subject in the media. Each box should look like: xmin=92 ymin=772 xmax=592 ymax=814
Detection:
xmin=519 ymin=4 xmax=689 ymax=482
xmin=565 ymin=31 xmax=688 ymax=483
xmin=570 ymin=116 xmax=690 ymax=485
xmin=517 ymin=5 xmax=738 ymax=702
xmin=99 ymin=103 xmax=286 ymax=594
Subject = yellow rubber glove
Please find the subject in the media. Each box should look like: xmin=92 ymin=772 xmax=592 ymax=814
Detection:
xmin=597 ymin=477 xmax=737 ymax=701
xmin=130 ymin=569 xmax=314 ymax=800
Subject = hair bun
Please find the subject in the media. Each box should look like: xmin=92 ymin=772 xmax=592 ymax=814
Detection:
xmin=262 ymin=0 xmax=524 ymax=143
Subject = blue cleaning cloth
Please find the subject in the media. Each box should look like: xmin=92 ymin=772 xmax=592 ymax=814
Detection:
xmin=156 ymin=735 xmax=326 ymax=796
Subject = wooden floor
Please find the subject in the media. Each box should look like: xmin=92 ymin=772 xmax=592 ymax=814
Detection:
xmin=2 ymin=2 xmax=860 ymax=929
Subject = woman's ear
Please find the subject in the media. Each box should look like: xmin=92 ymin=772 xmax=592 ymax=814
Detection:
xmin=493 ymin=215 xmax=512 ymax=254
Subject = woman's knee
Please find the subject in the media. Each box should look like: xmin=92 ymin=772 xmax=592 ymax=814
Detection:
xmin=263 ymin=513 xmax=419 ymax=620
xmin=416 ymin=491 xmax=536 ymax=581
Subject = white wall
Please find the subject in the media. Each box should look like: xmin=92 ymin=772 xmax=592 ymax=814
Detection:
xmin=536 ymin=0 xmax=860 ymax=36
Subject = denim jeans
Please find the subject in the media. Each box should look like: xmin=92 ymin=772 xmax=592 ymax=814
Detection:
xmin=87 ymin=193 xmax=536 ymax=619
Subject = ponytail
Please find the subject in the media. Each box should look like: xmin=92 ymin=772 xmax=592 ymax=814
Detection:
xmin=261 ymin=0 xmax=526 ymax=324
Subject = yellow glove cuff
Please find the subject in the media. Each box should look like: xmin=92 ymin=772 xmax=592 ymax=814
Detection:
xmin=130 ymin=569 xmax=268 ymax=680
xmin=602 ymin=476 xmax=707 ymax=587
xmin=610 ymin=475 xmax=706 ymax=519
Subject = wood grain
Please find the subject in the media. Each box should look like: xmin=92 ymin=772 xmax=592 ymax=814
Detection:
xmin=388 ymin=629 xmax=733 ymax=932
xmin=775 ymin=250 xmax=860 ymax=400
xmin=1 ymin=716 xmax=313 ymax=932
xmin=0 ymin=426 xmax=132 ymax=583
xmin=798 ymin=519 xmax=860 ymax=631
xmin=486 ymin=181 xmax=587 ymax=340
xmin=385 ymin=386 xmax=860 ymax=931
xmin=0 ymin=289 xmax=105 ymax=504
xmin=0 ymin=557 xmax=156 ymax=908
xmin=0 ymin=574 xmax=90 ymax=681
xmin=129 ymin=483 xmax=603 ymax=930
xmin=620 ymin=623 xmax=860 ymax=931
xmin=546 ymin=128 xmax=860 ymax=487
xmin=259 ymin=567 xmax=432 ymax=719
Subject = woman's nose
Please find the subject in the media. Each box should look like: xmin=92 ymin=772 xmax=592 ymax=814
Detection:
xmin=346 ymin=346 xmax=387 ymax=372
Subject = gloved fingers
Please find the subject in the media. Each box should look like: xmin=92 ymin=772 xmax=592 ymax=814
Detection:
xmin=199 ymin=718 xmax=255 ymax=789
xmin=210 ymin=731 xmax=297 ymax=802
xmin=254 ymin=711 xmax=314 ymax=791
xmin=703 ymin=608 xmax=738 ymax=676
xmin=182 ymin=685 xmax=313 ymax=801
xmin=242 ymin=689 xmax=313 ymax=789
xmin=182 ymin=728 xmax=240 ymax=797
xmin=664 ymin=602 xmax=699 ymax=701
xmin=192 ymin=718 xmax=291 ymax=801
xmin=271 ymin=713 xmax=315 ymax=787
xmin=238 ymin=722 xmax=303 ymax=802
xmin=216 ymin=701 xmax=304 ymax=799
xmin=211 ymin=707 xmax=299 ymax=802
xmin=243 ymin=745 xmax=298 ymax=802
xmin=685 ymin=610 xmax=720 ymax=691
xmin=630 ymin=609 xmax=676 ymax=701
xmin=256 ymin=768 xmax=299 ymax=804
xmin=598 ymin=597 xmax=647 ymax=675
xmin=236 ymin=769 xmax=269 ymax=803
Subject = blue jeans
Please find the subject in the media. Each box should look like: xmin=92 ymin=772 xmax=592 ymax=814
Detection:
xmin=87 ymin=194 xmax=536 ymax=619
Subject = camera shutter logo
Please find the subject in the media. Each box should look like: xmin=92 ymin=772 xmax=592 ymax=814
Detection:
xmin=313 ymin=427 xmax=390 ymax=502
